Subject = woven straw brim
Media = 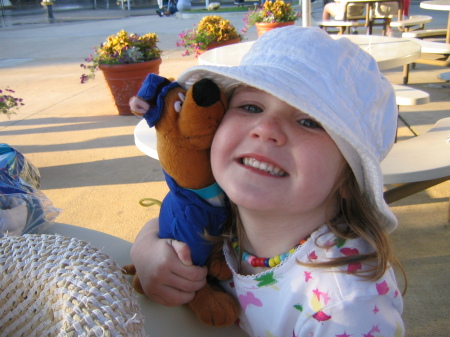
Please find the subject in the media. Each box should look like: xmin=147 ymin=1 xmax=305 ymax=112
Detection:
xmin=0 ymin=234 xmax=147 ymax=337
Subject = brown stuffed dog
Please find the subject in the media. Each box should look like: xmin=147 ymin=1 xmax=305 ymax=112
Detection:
xmin=124 ymin=74 xmax=240 ymax=327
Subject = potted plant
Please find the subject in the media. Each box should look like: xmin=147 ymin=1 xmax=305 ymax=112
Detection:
xmin=177 ymin=15 xmax=241 ymax=58
xmin=242 ymin=0 xmax=301 ymax=37
xmin=80 ymin=30 xmax=162 ymax=115
xmin=1 ymin=88 xmax=25 ymax=118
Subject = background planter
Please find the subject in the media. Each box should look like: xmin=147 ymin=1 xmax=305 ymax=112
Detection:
xmin=255 ymin=21 xmax=295 ymax=37
xmin=99 ymin=58 xmax=161 ymax=116
xmin=206 ymin=37 xmax=241 ymax=51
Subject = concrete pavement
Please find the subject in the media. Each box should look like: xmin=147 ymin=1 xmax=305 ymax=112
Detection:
xmin=0 ymin=2 xmax=449 ymax=335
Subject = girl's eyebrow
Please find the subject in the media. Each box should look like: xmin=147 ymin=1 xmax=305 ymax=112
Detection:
xmin=233 ymin=85 xmax=258 ymax=94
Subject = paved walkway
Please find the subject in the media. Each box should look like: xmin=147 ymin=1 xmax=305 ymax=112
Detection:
xmin=0 ymin=3 xmax=449 ymax=335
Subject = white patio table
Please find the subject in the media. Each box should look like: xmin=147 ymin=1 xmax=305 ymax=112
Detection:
xmin=420 ymin=0 xmax=450 ymax=43
xmin=41 ymin=223 xmax=248 ymax=337
xmin=198 ymin=34 xmax=421 ymax=71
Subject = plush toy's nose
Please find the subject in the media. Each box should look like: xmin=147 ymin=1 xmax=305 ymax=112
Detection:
xmin=192 ymin=78 xmax=222 ymax=107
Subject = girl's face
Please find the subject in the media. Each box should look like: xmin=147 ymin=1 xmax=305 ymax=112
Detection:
xmin=211 ymin=86 xmax=346 ymax=223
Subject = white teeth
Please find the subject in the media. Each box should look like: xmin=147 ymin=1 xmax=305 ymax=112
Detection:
xmin=242 ymin=157 xmax=286 ymax=177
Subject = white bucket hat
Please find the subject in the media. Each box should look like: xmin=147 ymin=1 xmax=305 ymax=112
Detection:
xmin=177 ymin=26 xmax=398 ymax=232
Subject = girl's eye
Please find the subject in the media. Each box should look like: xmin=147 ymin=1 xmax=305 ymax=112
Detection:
xmin=299 ymin=118 xmax=323 ymax=129
xmin=241 ymin=104 xmax=263 ymax=113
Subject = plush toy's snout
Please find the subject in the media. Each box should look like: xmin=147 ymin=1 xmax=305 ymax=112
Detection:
xmin=192 ymin=78 xmax=222 ymax=107
xmin=177 ymin=79 xmax=227 ymax=150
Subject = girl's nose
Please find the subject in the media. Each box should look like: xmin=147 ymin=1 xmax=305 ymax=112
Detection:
xmin=250 ymin=116 xmax=287 ymax=145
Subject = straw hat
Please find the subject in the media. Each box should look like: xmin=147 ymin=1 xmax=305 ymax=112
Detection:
xmin=0 ymin=234 xmax=146 ymax=336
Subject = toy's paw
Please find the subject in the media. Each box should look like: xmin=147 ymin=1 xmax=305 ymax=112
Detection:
xmin=188 ymin=282 xmax=240 ymax=327
xmin=208 ymin=250 xmax=232 ymax=280
xmin=122 ymin=264 xmax=137 ymax=275
xmin=122 ymin=264 xmax=145 ymax=295
xmin=129 ymin=96 xmax=150 ymax=117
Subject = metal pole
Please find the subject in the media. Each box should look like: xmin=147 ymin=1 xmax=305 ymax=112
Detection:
xmin=302 ymin=0 xmax=311 ymax=27
xmin=1 ymin=0 xmax=5 ymax=20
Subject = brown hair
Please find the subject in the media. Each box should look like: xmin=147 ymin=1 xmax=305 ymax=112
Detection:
xmin=224 ymin=164 xmax=406 ymax=291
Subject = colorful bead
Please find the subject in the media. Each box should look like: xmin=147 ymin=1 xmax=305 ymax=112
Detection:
xmin=248 ymin=255 xmax=256 ymax=265
xmin=274 ymin=255 xmax=281 ymax=265
xmin=268 ymin=258 xmax=275 ymax=268
xmin=232 ymin=237 xmax=307 ymax=268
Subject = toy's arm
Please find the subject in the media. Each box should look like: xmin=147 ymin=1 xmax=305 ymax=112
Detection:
xmin=129 ymin=74 xmax=172 ymax=117
xmin=129 ymin=96 xmax=150 ymax=117
xmin=130 ymin=218 xmax=208 ymax=306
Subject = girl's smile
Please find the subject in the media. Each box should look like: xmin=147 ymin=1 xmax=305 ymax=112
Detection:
xmin=240 ymin=156 xmax=287 ymax=177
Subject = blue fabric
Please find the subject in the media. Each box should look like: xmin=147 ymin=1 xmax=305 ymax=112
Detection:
xmin=159 ymin=171 xmax=229 ymax=266
xmin=187 ymin=182 xmax=223 ymax=200
xmin=139 ymin=74 xmax=181 ymax=127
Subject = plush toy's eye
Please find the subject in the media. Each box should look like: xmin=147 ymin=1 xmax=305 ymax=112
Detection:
xmin=174 ymin=101 xmax=182 ymax=112
xmin=174 ymin=92 xmax=186 ymax=113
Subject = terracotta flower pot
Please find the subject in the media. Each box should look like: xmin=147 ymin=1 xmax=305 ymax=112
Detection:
xmin=255 ymin=21 xmax=295 ymax=37
xmin=206 ymin=37 xmax=241 ymax=51
xmin=99 ymin=58 xmax=162 ymax=116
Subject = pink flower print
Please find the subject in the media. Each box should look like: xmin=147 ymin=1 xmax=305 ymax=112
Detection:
xmin=308 ymin=251 xmax=318 ymax=260
xmin=394 ymin=289 xmax=399 ymax=298
xmin=313 ymin=288 xmax=321 ymax=301
xmin=340 ymin=247 xmax=362 ymax=273
xmin=336 ymin=333 xmax=351 ymax=337
xmin=322 ymin=292 xmax=331 ymax=305
xmin=239 ymin=292 xmax=262 ymax=311
xmin=373 ymin=305 xmax=379 ymax=314
xmin=363 ymin=325 xmax=380 ymax=337
xmin=376 ymin=281 xmax=389 ymax=295
xmin=347 ymin=261 xmax=362 ymax=273
xmin=371 ymin=325 xmax=381 ymax=333
xmin=312 ymin=288 xmax=331 ymax=305
xmin=324 ymin=239 xmax=335 ymax=248
xmin=304 ymin=271 xmax=313 ymax=282
xmin=340 ymin=247 xmax=359 ymax=256
xmin=313 ymin=310 xmax=332 ymax=322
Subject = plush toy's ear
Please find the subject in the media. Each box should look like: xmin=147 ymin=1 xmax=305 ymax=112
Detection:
xmin=140 ymin=74 xmax=181 ymax=128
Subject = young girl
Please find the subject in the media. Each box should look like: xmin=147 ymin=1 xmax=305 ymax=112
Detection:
xmin=131 ymin=26 xmax=405 ymax=336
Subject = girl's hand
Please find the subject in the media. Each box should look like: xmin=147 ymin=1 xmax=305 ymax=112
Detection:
xmin=130 ymin=218 xmax=208 ymax=306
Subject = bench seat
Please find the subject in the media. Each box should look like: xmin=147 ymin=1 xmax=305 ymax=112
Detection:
xmin=382 ymin=118 xmax=450 ymax=220
xmin=390 ymin=15 xmax=433 ymax=31
xmin=316 ymin=20 xmax=361 ymax=34
xmin=404 ymin=38 xmax=450 ymax=53
xmin=402 ymin=28 xmax=448 ymax=39
xmin=401 ymin=38 xmax=450 ymax=83
xmin=392 ymin=84 xmax=430 ymax=106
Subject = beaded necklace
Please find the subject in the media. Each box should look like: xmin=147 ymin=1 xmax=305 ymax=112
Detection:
xmin=231 ymin=237 xmax=308 ymax=268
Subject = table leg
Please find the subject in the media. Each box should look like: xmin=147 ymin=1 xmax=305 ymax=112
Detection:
xmin=384 ymin=176 xmax=450 ymax=204
xmin=446 ymin=12 xmax=450 ymax=44
xmin=367 ymin=3 xmax=374 ymax=34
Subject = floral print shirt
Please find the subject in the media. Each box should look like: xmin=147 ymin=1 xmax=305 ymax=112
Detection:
xmin=221 ymin=226 xmax=404 ymax=337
